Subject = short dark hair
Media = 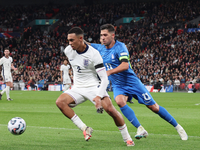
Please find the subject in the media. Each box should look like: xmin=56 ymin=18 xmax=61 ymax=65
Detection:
xmin=100 ymin=24 xmax=115 ymax=33
xmin=4 ymin=48 xmax=10 ymax=51
xmin=68 ymin=27 xmax=84 ymax=35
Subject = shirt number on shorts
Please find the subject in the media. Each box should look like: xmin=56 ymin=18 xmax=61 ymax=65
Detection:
xmin=142 ymin=93 xmax=151 ymax=100
xmin=105 ymin=63 xmax=113 ymax=70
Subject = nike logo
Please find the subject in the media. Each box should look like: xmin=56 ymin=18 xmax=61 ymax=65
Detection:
xmin=69 ymin=59 xmax=73 ymax=61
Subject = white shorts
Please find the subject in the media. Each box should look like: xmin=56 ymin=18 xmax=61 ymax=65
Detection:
xmin=65 ymin=85 xmax=109 ymax=107
xmin=63 ymin=78 xmax=71 ymax=85
xmin=2 ymin=73 xmax=13 ymax=83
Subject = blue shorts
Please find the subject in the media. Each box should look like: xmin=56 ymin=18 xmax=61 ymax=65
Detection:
xmin=113 ymin=79 xmax=156 ymax=106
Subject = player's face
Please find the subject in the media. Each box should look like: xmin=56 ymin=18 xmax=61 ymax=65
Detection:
xmin=63 ymin=60 xmax=68 ymax=65
xmin=4 ymin=50 xmax=10 ymax=57
xmin=68 ymin=33 xmax=83 ymax=50
xmin=100 ymin=29 xmax=114 ymax=46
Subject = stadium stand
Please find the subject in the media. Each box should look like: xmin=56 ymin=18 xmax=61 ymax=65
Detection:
xmin=0 ymin=1 xmax=200 ymax=91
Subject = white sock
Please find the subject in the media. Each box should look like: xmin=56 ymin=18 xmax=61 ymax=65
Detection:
xmin=118 ymin=124 xmax=132 ymax=142
xmin=1 ymin=88 xmax=7 ymax=95
xmin=175 ymin=124 xmax=181 ymax=130
xmin=71 ymin=114 xmax=87 ymax=131
xmin=63 ymin=84 xmax=70 ymax=91
xmin=6 ymin=86 xmax=10 ymax=99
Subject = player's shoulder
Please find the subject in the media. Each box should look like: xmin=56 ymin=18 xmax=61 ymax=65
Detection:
xmin=88 ymin=45 xmax=101 ymax=54
xmin=64 ymin=45 xmax=72 ymax=53
xmin=0 ymin=56 xmax=5 ymax=60
xmin=115 ymin=40 xmax=126 ymax=47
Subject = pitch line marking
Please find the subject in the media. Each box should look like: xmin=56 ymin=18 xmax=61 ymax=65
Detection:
xmin=195 ymin=103 xmax=200 ymax=105
xmin=0 ymin=124 xmax=199 ymax=139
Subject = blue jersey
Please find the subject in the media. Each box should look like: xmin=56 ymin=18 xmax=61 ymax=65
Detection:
xmin=91 ymin=41 xmax=156 ymax=105
xmin=91 ymin=41 xmax=137 ymax=88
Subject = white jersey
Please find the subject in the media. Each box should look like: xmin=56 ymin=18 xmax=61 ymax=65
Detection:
xmin=0 ymin=56 xmax=13 ymax=76
xmin=64 ymin=44 xmax=103 ymax=88
xmin=60 ymin=64 xmax=71 ymax=84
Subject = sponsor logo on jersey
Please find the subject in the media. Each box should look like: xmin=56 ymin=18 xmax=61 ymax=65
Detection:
xmin=120 ymin=52 xmax=128 ymax=56
xmin=83 ymin=59 xmax=89 ymax=67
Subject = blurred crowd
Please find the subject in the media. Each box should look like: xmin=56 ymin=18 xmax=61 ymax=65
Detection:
xmin=0 ymin=4 xmax=61 ymax=30
xmin=0 ymin=0 xmax=200 ymax=91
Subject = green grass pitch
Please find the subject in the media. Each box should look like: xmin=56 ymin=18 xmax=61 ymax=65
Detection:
xmin=0 ymin=91 xmax=200 ymax=150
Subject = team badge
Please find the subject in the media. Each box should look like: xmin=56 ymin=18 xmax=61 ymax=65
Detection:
xmin=83 ymin=59 xmax=89 ymax=67
xmin=111 ymin=54 xmax=114 ymax=59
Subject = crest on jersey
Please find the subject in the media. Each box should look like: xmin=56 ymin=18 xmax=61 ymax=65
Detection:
xmin=111 ymin=54 xmax=114 ymax=59
xmin=83 ymin=59 xmax=89 ymax=67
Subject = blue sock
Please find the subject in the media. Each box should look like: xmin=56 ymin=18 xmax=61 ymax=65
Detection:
xmin=157 ymin=106 xmax=178 ymax=127
xmin=120 ymin=104 xmax=140 ymax=128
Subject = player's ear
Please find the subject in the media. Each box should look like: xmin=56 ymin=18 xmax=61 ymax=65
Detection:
xmin=112 ymin=33 xmax=115 ymax=38
xmin=79 ymin=35 xmax=83 ymax=41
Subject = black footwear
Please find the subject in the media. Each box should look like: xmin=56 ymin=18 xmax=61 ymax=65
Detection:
xmin=0 ymin=94 xmax=2 ymax=100
xmin=129 ymin=100 xmax=134 ymax=104
xmin=7 ymin=98 xmax=13 ymax=101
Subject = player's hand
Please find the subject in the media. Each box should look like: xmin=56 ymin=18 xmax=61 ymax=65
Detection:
xmin=93 ymin=96 xmax=102 ymax=112
xmin=106 ymin=70 xmax=112 ymax=76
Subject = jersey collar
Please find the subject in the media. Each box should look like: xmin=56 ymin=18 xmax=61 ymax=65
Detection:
xmin=4 ymin=56 xmax=9 ymax=59
xmin=77 ymin=44 xmax=89 ymax=54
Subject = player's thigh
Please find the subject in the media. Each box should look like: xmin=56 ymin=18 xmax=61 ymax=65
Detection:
xmin=133 ymin=85 xmax=156 ymax=105
xmin=101 ymin=96 xmax=114 ymax=112
xmin=56 ymin=93 xmax=75 ymax=106
xmin=64 ymin=87 xmax=86 ymax=107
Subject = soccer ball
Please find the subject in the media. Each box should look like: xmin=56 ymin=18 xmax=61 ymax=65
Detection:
xmin=8 ymin=117 xmax=26 ymax=135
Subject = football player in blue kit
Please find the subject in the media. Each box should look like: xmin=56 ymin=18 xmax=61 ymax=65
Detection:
xmin=90 ymin=24 xmax=188 ymax=140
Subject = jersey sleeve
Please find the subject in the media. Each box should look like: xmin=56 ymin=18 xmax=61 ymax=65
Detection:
xmin=11 ymin=57 xmax=13 ymax=63
xmin=67 ymin=65 xmax=70 ymax=69
xmin=60 ymin=65 xmax=63 ymax=71
xmin=92 ymin=50 xmax=104 ymax=67
xmin=91 ymin=43 xmax=102 ymax=52
xmin=92 ymin=49 xmax=108 ymax=98
xmin=116 ymin=43 xmax=129 ymax=62
xmin=64 ymin=45 xmax=71 ymax=56
xmin=0 ymin=58 xmax=3 ymax=65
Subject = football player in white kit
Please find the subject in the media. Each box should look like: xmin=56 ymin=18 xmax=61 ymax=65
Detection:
xmin=0 ymin=49 xmax=17 ymax=101
xmin=60 ymin=59 xmax=72 ymax=92
xmin=56 ymin=27 xmax=134 ymax=146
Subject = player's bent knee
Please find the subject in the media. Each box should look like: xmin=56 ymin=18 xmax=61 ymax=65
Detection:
xmin=56 ymin=93 xmax=75 ymax=109
xmin=56 ymin=98 xmax=63 ymax=108
xmin=147 ymin=103 xmax=159 ymax=113
xmin=115 ymin=100 xmax=126 ymax=107
xmin=115 ymin=95 xmax=127 ymax=107
xmin=56 ymin=95 xmax=67 ymax=108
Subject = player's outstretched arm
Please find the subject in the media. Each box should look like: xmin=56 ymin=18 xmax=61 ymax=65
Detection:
xmin=107 ymin=62 xmax=129 ymax=76
xmin=11 ymin=63 xmax=17 ymax=71
xmin=93 ymin=66 xmax=109 ymax=111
